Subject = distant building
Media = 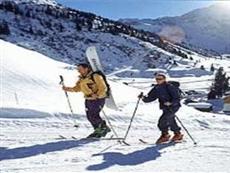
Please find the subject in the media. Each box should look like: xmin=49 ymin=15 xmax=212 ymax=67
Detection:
xmin=223 ymin=95 xmax=230 ymax=113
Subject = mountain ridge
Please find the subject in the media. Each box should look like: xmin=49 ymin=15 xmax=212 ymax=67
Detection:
xmin=0 ymin=0 xmax=197 ymax=77
xmin=119 ymin=3 xmax=230 ymax=55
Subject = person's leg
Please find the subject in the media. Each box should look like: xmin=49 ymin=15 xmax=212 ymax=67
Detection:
xmin=85 ymin=99 xmax=105 ymax=129
xmin=156 ymin=111 xmax=171 ymax=144
xmin=85 ymin=99 xmax=110 ymax=138
xmin=166 ymin=108 xmax=181 ymax=133
xmin=166 ymin=108 xmax=183 ymax=141
xmin=157 ymin=112 xmax=169 ymax=133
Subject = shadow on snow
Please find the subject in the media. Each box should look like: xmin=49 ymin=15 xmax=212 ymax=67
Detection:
xmin=0 ymin=107 xmax=82 ymax=120
xmin=0 ymin=139 xmax=97 ymax=161
xmin=87 ymin=142 xmax=175 ymax=171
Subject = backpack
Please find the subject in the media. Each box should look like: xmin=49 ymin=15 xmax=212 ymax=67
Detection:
xmin=166 ymin=81 xmax=184 ymax=100
xmin=90 ymin=71 xmax=111 ymax=97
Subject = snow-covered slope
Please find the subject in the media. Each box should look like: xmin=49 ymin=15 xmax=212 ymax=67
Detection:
xmin=0 ymin=39 xmax=139 ymax=115
xmin=1 ymin=39 xmax=75 ymax=114
xmin=0 ymin=0 xmax=209 ymax=78
xmin=0 ymin=0 xmax=165 ymax=77
xmin=1 ymin=40 xmax=230 ymax=172
xmin=120 ymin=3 xmax=230 ymax=55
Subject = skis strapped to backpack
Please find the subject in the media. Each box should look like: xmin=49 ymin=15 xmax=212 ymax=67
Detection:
xmin=86 ymin=46 xmax=118 ymax=110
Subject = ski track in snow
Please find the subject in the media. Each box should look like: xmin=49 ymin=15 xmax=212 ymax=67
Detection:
xmin=1 ymin=40 xmax=230 ymax=172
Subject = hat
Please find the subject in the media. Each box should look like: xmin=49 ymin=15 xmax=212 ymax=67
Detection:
xmin=155 ymin=73 xmax=167 ymax=78
xmin=76 ymin=62 xmax=91 ymax=69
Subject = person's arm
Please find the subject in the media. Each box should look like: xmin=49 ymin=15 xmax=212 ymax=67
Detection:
xmin=80 ymin=80 xmax=95 ymax=97
xmin=93 ymin=74 xmax=107 ymax=97
xmin=63 ymin=81 xmax=81 ymax=92
xmin=142 ymin=88 xmax=158 ymax=103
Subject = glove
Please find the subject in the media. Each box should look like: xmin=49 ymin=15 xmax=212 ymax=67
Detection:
xmin=138 ymin=92 xmax=144 ymax=99
xmin=62 ymin=86 xmax=68 ymax=91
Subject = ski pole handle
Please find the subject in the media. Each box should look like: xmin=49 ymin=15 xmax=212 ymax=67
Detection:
xmin=138 ymin=92 xmax=144 ymax=99
xmin=59 ymin=75 xmax=64 ymax=85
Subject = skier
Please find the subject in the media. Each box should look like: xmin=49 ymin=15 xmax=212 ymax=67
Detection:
xmin=138 ymin=73 xmax=183 ymax=144
xmin=62 ymin=63 xmax=111 ymax=138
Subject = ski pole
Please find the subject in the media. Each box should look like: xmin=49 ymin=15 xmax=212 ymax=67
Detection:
xmin=123 ymin=92 xmax=143 ymax=141
xmin=175 ymin=115 xmax=197 ymax=145
xmin=59 ymin=75 xmax=79 ymax=128
xmin=102 ymin=110 xmax=120 ymax=137
xmin=102 ymin=110 xmax=122 ymax=144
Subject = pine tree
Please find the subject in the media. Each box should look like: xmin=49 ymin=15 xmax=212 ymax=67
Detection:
xmin=76 ymin=21 xmax=82 ymax=31
xmin=87 ymin=19 xmax=93 ymax=31
xmin=0 ymin=20 xmax=10 ymax=35
xmin=212 ymin=67 xmax=229 ymax=97
xmin=25 ymin=10 xmax=31 ymax=18
xmin=200 ymin=65 xmax=205 ymax=70
xmin=173 ymin=60 xmax=178 ymax=66
xmin=210 ymin=64 xmax=215 ymax=72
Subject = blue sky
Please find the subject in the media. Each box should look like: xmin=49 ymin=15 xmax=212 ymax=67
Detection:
xmin=56 ymin=0 xmax=217 ymax=20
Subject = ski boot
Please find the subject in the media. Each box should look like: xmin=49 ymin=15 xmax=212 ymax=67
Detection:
xmin=156 ymin=132 xmax=171 ymax=144
xmin=171 ymin=131 xmax=183 ymax=142
xmin=98 ymin=121 xmax=111 ymax=137
xmin=87 ymin=121 xmax=111 ymax=138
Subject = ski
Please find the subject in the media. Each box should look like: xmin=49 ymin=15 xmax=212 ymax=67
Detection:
xmin=58 ymin=135 xmax=124 ymax=141
xmin=58 ymin=135 xmax=130 ymax=145
xmin=86 ymin=46 xmax=119 ymax=110
xmin=139 ymin=139 xmax=148 ymax=144
xmin=139 ymin=138 xmax=185 ymax=145
xmin=79 ymin=137 xmax=125 ymax=141
xmin=57 ymin=135 xmax=69 ymax=139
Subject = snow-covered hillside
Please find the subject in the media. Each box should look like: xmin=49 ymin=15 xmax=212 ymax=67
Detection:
xmin=1 ymin=39 xmax=230 ymax=172
xmin=0 ymin=0 xmax=166 ymax=76
xmin=0 ymin=0 xmax=209 ymax=78
xmin=120 ymin=3 xmax=230 ymax=55
xmin=0 ymin=39 xmax=139 ymax=114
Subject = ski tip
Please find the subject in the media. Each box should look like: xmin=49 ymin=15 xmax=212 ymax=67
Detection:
xmin=58 ymin=135 xmax=67 ymax=139
xmin=122 ymin=141 xmax=130 ymax=146
xmin=139 ymin=139 xmax=148 ymax=144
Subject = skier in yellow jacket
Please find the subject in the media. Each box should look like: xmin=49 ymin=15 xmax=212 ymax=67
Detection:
xmin=63 ymin=63 xmax=111 ymax=138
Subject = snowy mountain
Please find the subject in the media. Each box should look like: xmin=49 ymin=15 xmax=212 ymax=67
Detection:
xmin=1 ymin=39 xmax=230 ymax=172
xmin=0 ymin=0 xmax=204 ymax=78
xmin=0 ymin=0 xmax=162 ymax=76
xmin=0 ymin=0 xmax=57 ymax=5
xmin=120 ymin=3 xmax=230 ymax=55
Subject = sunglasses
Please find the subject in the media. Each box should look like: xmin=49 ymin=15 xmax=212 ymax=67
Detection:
xmin=156 ymin=78 xmax=165 ymax=81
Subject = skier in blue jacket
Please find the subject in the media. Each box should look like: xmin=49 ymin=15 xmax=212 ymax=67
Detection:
xmin=139 ymin=73 xmax=183 ymax=144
